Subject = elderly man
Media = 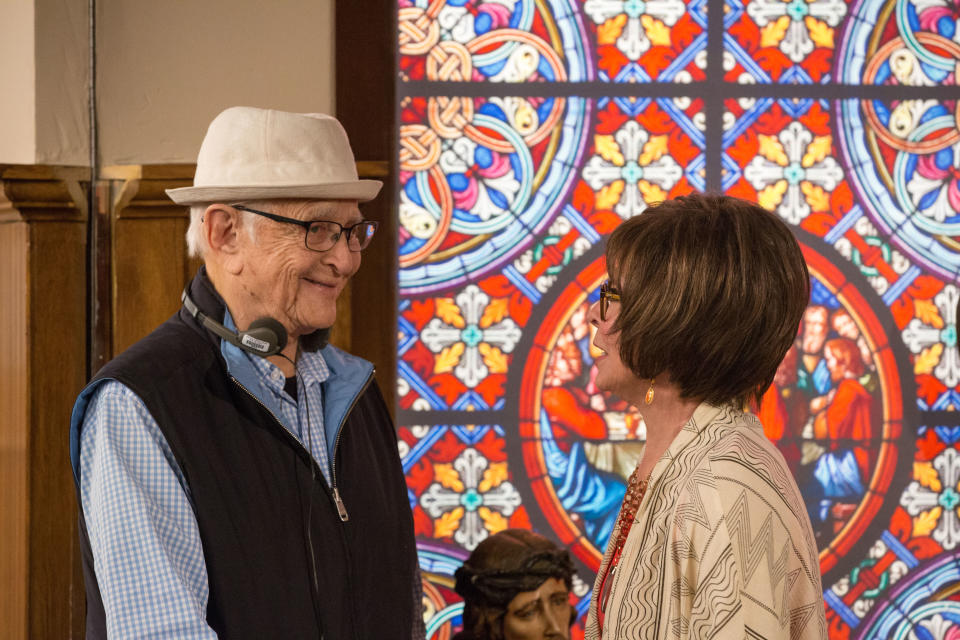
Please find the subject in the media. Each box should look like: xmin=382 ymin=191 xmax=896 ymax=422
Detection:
xmin=69 ymin=107 xmax=423 ymax=639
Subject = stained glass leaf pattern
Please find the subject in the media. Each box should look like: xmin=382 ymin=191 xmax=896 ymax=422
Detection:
xmin=595 ymin=135 xmax=624 ymax=165
xmin=641 ymin=16 xmax=671 ymax=47
xmin=478 ymin=299 xmax=509 ymax=329
xmin=435 ymin=508 xmax=465 ymax=538
xmin=758 ymin=134 xmax=788 ymax=165
xmin=916 ymin=345 xmax=942 ymax=376
xmin=912 ymin=507 xmax=940 ymax=538
xmin=478 ymin=344 xmax=508 ymax=375
xmin=478 ymin=507 xmax=509 ymax=534
xmin=805 ymin=18 xmax=833 ymax=49
xmin=434 ymin=463 xmax=464 ymax=492
xmin=800 ymin=182 xmax=829 ymax=212
xmin=436 ymin=298 xmax=465 ymax=329
xmin=913 ymin=462 xmax=941 ymax=492
xmin=914 ymin=300 xmax=943 ymax=330
xmin=478 ymin=462 xmax=508 ymax=493
xmin=435 ymin=343 xmax=465 ymax=375
xmin=761 ymin=18 xmax=790 ymax=48
xmin=801 ymin=136 xmax=832 ymax=167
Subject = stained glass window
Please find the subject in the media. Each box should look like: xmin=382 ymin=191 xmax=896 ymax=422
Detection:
xmin=397 ymin=0 xmax=960 ymax=637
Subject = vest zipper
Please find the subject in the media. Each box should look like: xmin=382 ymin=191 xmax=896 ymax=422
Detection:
xmin=230 ymin=370 xmax=374 ymax=523
xmin=331 ymin=487 xmax=349 ymax=521
xmin=229 ymin=375 xmax=337 ymax=507
xmin=328 ymin=367 xmax=375 ymax=522
xmin=230 ymin=375 xmax=329 ymax=640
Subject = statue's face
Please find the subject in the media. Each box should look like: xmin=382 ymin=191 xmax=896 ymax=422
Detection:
xmin=502 ymin=577 xmax=571 ymax=640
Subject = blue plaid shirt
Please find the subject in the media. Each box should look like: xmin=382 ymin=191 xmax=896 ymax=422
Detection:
xmin=79 ymin=332 xmax=330 ymax=639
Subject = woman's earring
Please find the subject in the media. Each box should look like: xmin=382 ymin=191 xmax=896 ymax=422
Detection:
xmin=644 ymin=378 xmax=655 ymax=405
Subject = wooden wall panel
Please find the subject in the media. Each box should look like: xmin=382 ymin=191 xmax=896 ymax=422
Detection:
xmin=0 ymin=219 xmax=29 ymax=640
xmin=103 ymin=165 xmax=200 ymax=356
xmin=28 ymin=222 xmax=88 ymax=639
xmin=0 ymin=165 xmax=88 ymax=640
xmin=112 ymin=215 xmax=193 ymax=353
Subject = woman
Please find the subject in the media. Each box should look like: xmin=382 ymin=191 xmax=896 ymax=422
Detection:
xmin=586 ymin=194 xmax=827 ymax=639
xmin=454 ymin=529 xmax=577 ymax=640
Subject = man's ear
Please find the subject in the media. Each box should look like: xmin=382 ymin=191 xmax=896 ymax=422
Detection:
xmin=204 ymin=204 xmax=244 ymax=274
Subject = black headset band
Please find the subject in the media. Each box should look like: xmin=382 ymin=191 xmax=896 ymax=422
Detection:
xmin=181 ymin=289 xmax=286 ymax=357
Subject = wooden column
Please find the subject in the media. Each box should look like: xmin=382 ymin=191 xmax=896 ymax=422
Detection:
xmin=337 ymin=0 xmax=397 ymax=418
xmin=0 ymin=165 xmax=89 ymax=639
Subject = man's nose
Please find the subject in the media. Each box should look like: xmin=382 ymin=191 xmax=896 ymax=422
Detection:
xmin=321 ymin=231 xmax=356 ymax=272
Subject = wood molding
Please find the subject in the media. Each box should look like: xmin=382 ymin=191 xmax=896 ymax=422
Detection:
xmin=0 ymin=165 xmax=89 ymax=222
xmin=104 ymin=163 xmax=195 ymax=220
xmin=0 ymin=165 xmax=88 ymax=639
xmin=356 ymin=160 xmax=390 ymax=179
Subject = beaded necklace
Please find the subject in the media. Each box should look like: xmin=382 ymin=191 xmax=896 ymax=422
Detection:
xmin=612 ymin=465 xmax=649 ymax=557
xmin=597 ymin=464 xmax=649 ymax=629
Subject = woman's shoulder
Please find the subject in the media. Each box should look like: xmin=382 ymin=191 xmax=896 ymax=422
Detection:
xmin=663 ymin=403 xmax=805 ymax=515
xmin=700 ymin=404 xmax=781 ymax=453
xmin=693 ymin=406 xmax=806 ymax=508
xmin=688 ymin=404 xmax=781 ymax=467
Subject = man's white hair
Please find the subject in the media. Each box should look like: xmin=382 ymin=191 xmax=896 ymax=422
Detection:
xmin=186 ymin=205 xmax=209 ymax=258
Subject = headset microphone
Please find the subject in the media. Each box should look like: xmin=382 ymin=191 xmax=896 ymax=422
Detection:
xmin=181 ymin=289 xmax=287 ymax=357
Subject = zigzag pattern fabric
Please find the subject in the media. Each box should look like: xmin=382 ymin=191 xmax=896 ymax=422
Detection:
xmin=585 ymin=403 xmax=827 ymax=640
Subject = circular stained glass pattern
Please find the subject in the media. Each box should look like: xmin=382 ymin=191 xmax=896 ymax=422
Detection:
xmin=835 ymin=0 xmax=960 ymax=279
xmin=397 ymin=0 xmax=595 ymax=295
xmin=510 ymin=236 xmax=911 ymax=578
xmin=856 ymin=553 xmax=960 ymax=640
xmin=399 ymin=95 xmax=592 ymax=295
xmin=399 ymin=0 xmax=593 ymax=83
xmin=419 ymin=541 xmax=468 ymax=639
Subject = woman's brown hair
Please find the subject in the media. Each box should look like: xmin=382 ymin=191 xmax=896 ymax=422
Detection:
xmin=605 ymin=193 xmax=810 ymax=407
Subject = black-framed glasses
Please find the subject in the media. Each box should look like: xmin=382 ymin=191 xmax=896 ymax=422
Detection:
xmin=232 ymin=204 xmax=378 ymax=253
xmin=599 ymin=281 xmax=621 ymax=322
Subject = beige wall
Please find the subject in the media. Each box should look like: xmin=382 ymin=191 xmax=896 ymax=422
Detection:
xmin=0 ymin=0 xmax=38 ymax=163
xmin=0 ymin=0 xmax=335 ymax=166
xmin=98 ymin=0 xmax=336 ymax=164
xmin=0 ymin=0 xmax=89 ymax=165
xmin=35 ymin=0 xmax=90 ymax=165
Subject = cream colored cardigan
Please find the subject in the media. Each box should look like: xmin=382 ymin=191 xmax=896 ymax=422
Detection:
xmin=585 ymin=403 xmax=827 ymax=640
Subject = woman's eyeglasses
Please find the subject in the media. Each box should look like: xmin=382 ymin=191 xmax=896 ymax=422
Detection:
xmin=599 ymin=281 xmax=621 ymax=322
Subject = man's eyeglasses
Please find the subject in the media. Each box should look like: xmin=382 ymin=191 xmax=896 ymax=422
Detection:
xmin=599 ymin=281 xmax=621 ymax=322
xmin=232 ymin=204 xmax=378 ymax=253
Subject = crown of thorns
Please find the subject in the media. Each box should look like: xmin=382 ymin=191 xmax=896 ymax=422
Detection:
xmin=453 ymin=549 xmax=575 ymax=610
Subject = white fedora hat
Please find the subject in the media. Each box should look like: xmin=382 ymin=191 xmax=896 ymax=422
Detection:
xmin=166 ymin=106 xmax=382 ymax=205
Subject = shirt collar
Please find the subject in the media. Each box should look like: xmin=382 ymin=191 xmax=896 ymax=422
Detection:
xmin=222 ymin=309 xmax=331 ymax=393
